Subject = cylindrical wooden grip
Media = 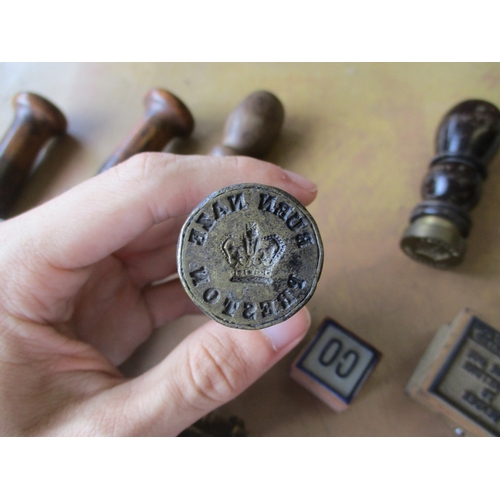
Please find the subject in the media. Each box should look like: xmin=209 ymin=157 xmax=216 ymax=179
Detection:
xmin=98 ymin=89 xmax=195 ymax=174
xmin=400 ymin=99 xmax=500 ymax=267
xmin=417 ymin=100 xmax=500 ymax=232
xmin=210 ymin=90 xmax=284 ymax=158
xmin=0 ymin=92 xmax=67 ymax=219
xmin=434 ymin=100 xmax=500 ymax=172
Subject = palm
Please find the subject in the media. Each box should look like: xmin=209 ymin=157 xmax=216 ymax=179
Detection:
xmin=69 ymin=255 xmax=153 ymax=366
xmin=32 ymin=213 xmax=193 ymax=366
xmin=0 ymin=223 xmax=193 ymax=435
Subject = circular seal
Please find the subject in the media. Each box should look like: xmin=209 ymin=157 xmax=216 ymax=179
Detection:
xmin=401 ymin=236 xmax=463 ymax=268
xmin=400 ymin=215 xmax=465 ymax=268
xmin=177 ymin=183 xmax=324 ymax=329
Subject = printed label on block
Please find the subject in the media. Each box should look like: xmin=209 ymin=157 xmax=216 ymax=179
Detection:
xmin=296 ymin=319 xmax=379 ymax=403
xmin=431 ymin=317 xmax=500 ymax=435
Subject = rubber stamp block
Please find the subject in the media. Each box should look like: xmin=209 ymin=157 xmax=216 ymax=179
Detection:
xmin=406 ymin=309 xmax=500 ymax=436
xmin=290 ymin=318 xmax=381 ymax=412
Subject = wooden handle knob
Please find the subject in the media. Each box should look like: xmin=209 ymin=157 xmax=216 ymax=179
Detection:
xmin=98 ymin=88 xmax=195 ymax=174
xmin=210 ymin=90 xmax=284 ymax=158
xmin=400 ymin=99 xmax=500 ymax=268
xmin=434 ymin=99 xmax=500 ymax=173
xmin=0 ymin=92 xmax=67 ymax=218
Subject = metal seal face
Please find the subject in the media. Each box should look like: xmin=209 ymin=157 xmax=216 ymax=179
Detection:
xmin=400 ymin=215 xmax=465 ymax=268
xmin=177 ymin=183 xmax=324 ymax=330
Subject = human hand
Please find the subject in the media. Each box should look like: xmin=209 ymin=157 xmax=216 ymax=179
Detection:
xmin=0 ymin=153 xmax=317 ymax=436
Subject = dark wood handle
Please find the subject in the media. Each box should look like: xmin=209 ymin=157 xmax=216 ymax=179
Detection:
xmin=98 ymin=89 xmax=195 ymax=174
xmin=0 ymin=92 xmax=67 ymax=219
xmin=400 ymin=99 xmax=500 ymax=268
xmin=210 ymin=90 xmax=284 ymax=158
xmin=434 ymin=99 xmax=500 ymax=173
xmin=419 ymin=100 xmax=500 ymax=225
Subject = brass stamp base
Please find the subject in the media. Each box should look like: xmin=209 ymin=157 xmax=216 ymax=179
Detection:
xmin=400 ymin=216 xmax=466 ymax=268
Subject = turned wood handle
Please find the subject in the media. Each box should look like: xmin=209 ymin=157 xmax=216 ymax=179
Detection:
xmin=434 ymin=99 xmax=500 ymax=177
xmin=400 ymin=98 xmax=500 ymax=268
xmin=98 ymin=88 xmax=195 ymax=174
xmin=0 ymin=92 xmax=67 ymax=219
xmin=210 ymin=90 xmax=284 ymax=158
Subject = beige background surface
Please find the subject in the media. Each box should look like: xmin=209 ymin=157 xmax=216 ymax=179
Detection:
xmin=2 ymin=62 xmax=500 ymax=436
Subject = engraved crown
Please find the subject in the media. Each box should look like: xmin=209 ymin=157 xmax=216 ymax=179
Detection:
xmin=222 ymin=223 xmax=285 ymax=284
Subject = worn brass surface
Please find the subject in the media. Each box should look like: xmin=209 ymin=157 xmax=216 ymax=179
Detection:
xmin=177 ymin=183 xmax=323 ymax=329
xmin=400 ymin=215 xmax=466 ymax=268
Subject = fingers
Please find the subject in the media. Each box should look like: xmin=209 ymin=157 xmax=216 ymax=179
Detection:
xmin=1 ymin=153 xmax=317 ymax=272
xmin=122 ymin=242 xmax=178 ymax=288
xmin=100 ymin=307 xmax=311 ymax=436
xmin=115 ymin=215 xmax=186 ymax=256
xmin=143 ymin=278 xmax=201 ymax=328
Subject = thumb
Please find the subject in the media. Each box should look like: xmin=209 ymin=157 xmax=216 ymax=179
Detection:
xmin=102 ymin=307 xmax=311 ymax=436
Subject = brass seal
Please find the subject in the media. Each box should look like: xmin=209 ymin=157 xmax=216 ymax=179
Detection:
xmin=177 ymin=183 xmax=323 ymax=329
xmin=400 ymin=216 xmax=466 ymax=268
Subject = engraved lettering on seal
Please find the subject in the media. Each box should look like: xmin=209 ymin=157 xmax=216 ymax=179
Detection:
xmin=243 ymin=302 xmax=257 ymax=320
xmin=259 ymin=193 xmax=277 ymax=213
xmin=274 ymin=202 xmax=294 ymax=220
xmin=189 ymin=266 xmax=210 ymax=286
xmin=258 ymin=193 xmax=308 ymax=232
xmin=296 ymin=232 xmax=315 ymax=248
xmin=260 ymin=300 xmax=278 ymax=318
xmin=227 ymin=193 xmax=248 ymax=212
xmin=196 ymin=193 xmax=247 ymax=232
xmin=196 ymin=212 xmax=215 ymax=232
xmin=188 ymin=228 xmax=207 ymax=246
xmin=223 ymin=298 xmax=240 ymax=317
xmin=288 ymin=274 xmax=306 ymax=290
xmin=203 ymin=288 xmax=220 ymax=304
xmin=286 ymin=212 xmax=307 ymax=231
xmin=276 ymin=289 xmax=297 ymax=310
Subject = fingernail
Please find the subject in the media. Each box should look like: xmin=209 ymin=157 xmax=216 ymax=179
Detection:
xmin=284 ymin=169 xmax=317 ymax=193
xmin=262 ymin=308 xmax=311 ymax=351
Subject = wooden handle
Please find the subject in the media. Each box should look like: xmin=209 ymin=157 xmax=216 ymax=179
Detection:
xmin=98 ymin=89 xmax=195 ymax=174
xmin=0 ymin=92 xmax=67 ymax=219
xmin=418 ymin=100 xmax=500 ymax=227
xmin=210 ymin=90 xmax=284 ymax=158
xmin=434 ymin=99 xmax=500 ymax=176
xmin=400 ymin=99 xmax=500 ymax=268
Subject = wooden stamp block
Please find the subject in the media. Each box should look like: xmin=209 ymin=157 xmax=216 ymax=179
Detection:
xmin=406 ymin=309 xmax=500 ymax=436
xmin=290 ymin=318 xmax=381 ymax=412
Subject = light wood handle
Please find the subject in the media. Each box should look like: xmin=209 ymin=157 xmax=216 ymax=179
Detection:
xmin=98 ymin=88 xmax=194 ymax=174
xmin=210 ymin=90 xmax=284 ymax=158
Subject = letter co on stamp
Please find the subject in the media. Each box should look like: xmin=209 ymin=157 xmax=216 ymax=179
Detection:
xmin=177 ymin=183 xmax=324 ymax=329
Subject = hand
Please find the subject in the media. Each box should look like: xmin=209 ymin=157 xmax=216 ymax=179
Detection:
xmin=0 ymin=153 xmax=317 ymax=436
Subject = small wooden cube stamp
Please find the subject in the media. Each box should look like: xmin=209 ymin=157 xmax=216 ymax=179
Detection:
xmin=406 ymin=309 xmax=500 ymax=436
xmin=290 ymin=318 xmax=381 ymax=412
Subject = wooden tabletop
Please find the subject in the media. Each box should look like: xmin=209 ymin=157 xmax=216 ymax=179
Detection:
xmin=2 ymin=62 xmax=500 ymax=436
